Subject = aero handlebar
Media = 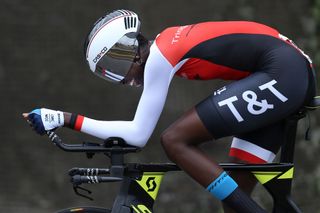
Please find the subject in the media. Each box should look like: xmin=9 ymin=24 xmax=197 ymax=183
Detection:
xmin=46 ymin=131 xmax=140 ymax=153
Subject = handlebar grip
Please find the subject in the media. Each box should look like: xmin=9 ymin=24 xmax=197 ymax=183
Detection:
xmin=71 ymin=175 xmax=122 ymax=185
xmin=68 ymin=168 xmax=110 ymax=176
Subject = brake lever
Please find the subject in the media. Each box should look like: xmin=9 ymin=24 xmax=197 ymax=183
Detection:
xmin=73 ymin=185 xmax=93 ymax=201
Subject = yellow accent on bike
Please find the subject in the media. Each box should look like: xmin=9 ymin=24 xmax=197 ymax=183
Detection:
xmin=132 ymin=204 xmax=152 ymax=213
xmin=135 ymin=172 xmax=164 ymax=200
xmin=253 ymin=167 xmax=294 ymax=184
xmin=253 ymin=171 xmax=282 ymax=184
xmin=278 ymin=167 xmax=294 ymax=179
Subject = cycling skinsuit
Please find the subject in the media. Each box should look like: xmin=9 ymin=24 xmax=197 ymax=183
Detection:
xmin=77 ymin=21 xmax=316 ymax=164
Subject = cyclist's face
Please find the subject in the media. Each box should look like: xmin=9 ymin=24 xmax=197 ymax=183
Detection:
xmin=120 ymin=40 xmax=150 ymax=87
xmin=121 ymin=63 xmax=144 ymax=87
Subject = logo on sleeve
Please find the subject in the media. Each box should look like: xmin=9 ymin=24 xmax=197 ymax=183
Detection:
xmin=171 ymin=26 xmax=188 ymax=44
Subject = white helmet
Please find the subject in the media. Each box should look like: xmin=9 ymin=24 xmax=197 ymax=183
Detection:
xmin=84 ymin=10 xmax=141 ymax=83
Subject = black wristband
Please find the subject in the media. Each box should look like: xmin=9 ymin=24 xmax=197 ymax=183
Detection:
xmin=69 ymin=113 xmax=78 ymax=129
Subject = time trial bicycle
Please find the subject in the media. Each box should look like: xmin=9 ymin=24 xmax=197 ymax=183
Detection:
xmin=47 ymin=96 xmax=319 ymax=213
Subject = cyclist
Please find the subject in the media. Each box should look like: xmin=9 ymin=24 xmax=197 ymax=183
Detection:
xmin=23 ymin=10 xmax=316 ymax=213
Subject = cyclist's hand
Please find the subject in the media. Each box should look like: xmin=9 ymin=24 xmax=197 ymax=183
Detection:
xmin=22 ymin=108 xmax=64 ymax=135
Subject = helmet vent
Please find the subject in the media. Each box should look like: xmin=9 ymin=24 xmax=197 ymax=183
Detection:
xmin=124 ymin=16 xmax=137 ymax=29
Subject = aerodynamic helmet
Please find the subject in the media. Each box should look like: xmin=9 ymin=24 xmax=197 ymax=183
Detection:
xmin=84 ymin=10 xmax=141 ymax=83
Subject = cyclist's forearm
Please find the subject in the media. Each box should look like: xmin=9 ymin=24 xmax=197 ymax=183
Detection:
xmin=62 ymin=112 xmax=151 ymax=147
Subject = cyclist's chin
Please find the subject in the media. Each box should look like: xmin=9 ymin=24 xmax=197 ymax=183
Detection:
xmin=123 ymin=79 xmax=143 ymax=87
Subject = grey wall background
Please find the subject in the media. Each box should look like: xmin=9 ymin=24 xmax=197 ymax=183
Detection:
xmin=1 ymin=0 xmax=319 ymax=212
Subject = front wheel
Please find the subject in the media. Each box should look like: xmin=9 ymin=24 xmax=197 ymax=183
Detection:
xmin=55 ymin=206 xmax=111 ymax=213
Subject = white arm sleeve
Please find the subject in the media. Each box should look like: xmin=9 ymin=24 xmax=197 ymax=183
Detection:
xmin=80 ymin=44 xmax=174 ymax=147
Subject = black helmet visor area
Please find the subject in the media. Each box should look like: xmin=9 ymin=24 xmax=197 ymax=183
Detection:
xmin=94 ymin=33 xmax=139 ymax=83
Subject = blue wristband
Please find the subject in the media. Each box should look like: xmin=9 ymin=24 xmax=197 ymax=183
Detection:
xmin=206 ymin=171 xmax=238 ymax=200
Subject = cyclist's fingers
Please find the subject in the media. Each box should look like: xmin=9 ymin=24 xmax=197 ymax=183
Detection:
xmin=22 ymin=113 xmax=29 ymax=119
xmin=22 ymin=113 xmax=33 ymax=126
xmin=22 ymin=113 xmax=34 ymax=123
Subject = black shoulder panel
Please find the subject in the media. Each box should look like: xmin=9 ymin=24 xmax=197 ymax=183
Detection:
xmin=182 ymin=34 xmax=287 ymax=72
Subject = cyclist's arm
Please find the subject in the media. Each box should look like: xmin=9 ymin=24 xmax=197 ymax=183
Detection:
xmin=69 ymin=45 xmax=174 ymax=147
